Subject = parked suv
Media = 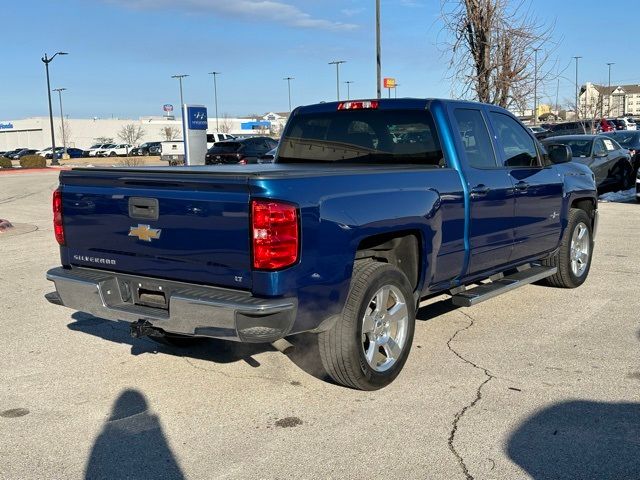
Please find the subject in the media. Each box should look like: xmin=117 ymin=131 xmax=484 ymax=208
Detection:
xmin=87 ymin=143 xmax=115 ymax=157
xmin=96 ymin=144 xmax=132 ymax=157
xmin=535 ymin=121 xmax=587 ymax=140
xmin=616 ymin=117 xmax=637 ymax=131
xmin=130 ymin=142 xmax=161 ymax=156
xmin=205 ymin=137 xmax=277 ymax=165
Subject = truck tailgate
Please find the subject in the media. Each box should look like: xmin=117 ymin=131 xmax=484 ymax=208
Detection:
xmin=59 ymin=169 xmax=252 ymax=289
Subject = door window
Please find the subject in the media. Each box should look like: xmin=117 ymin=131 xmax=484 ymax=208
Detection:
xmin=453 ymin=109 xmax=497 ymax=168
xmin=490 ymin=112 xmax=540 ymax=167
xmin=593 ymin=139 xmax=606 ymax=156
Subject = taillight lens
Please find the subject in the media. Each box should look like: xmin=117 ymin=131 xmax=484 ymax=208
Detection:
xmin=251 ymin=199 xmax=299 ymax=270
xmin=53 ymin=189 xmax=65 ymax=245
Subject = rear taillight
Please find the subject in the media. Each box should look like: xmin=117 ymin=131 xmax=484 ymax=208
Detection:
xmin=53 ymin=189 xmax=65 ymax=245
xmin=251 ymin=199 xmax=299 ymax=270
xmin=338 ymin=100 xmax=379 ymax=111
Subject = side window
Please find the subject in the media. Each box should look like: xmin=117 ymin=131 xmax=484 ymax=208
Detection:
xmin=453 ymin=109 xmax=497 ymax=168
xmin=602 ymin=138 xmax=618 ymax=152
xmin=489 ymin=112 xmax=540 ymax=167
xmin=593 ymin=139 xmax=606 ymax=156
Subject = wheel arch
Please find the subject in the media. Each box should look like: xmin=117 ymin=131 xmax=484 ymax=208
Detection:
xmin=355 ymin=230 xmax=423 ymax=293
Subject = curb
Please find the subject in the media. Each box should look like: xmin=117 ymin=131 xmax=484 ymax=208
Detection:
xmin=0 ymin=167 xmax=70 ymax=175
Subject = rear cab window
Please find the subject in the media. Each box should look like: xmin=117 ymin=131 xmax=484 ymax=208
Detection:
xmin=452 ymin=108 xmax=497 ymax=169
xmin=278 ymin=108 xmax=445 ymax=166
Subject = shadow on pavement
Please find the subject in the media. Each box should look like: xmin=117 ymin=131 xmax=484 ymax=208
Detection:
xmin=416 ymin=297 xmax=461 ymax=322
xmin=67 ymin=312 xmax=274 ymax=365
xmin=506 ymin=400 xmax=640 ymax=479
xmin=85 ymin=389 xmax=184 ymax=479
xmin=68 ymin=312 xmax=330 ymax=382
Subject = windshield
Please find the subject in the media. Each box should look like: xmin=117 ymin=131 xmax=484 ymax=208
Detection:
xmin=550 ymin=139 xmax=593 ymax=157
xmin=606 ymin=132 xmax=638 ymax=147
xmin=278 ymin=109 xmax=444 ymax=166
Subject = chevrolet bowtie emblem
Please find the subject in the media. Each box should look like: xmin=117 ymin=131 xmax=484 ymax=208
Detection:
xmin=128 ymin=224 xmax=162 ymax=242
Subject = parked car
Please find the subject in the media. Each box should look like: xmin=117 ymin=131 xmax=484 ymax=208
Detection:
xmin=45 ymin=147 xmax=85 ymax=159
xmin=87 ymin=143 xmax=115 ymax=157
xmin=257 ymin=148 xmax=277 ymax=164
xmin=542 ymin=135 xmax=633 ymax=191
xmin=46 ymin=98 xmax=598 ymax=390
xmin=130 ymin=142 xmax=162 ymax=156
xmin=600 ymin=130 xmax=640 ymax=174
xmin=12 ymin=149 xmax=39 ymax=159
xmin=96 ymin=144 xmax=132 ymax=157
xmin=616 ymin=117 xmax=637 ymax=131
xmin=205 ymin=137 xmax=278 ymax=165
xmin=36 ymin=147 xmax=53 ymax=157
xmin=207 ymin=133 xmax=236 ymax=149
xmin=148 ymin=143 xmax=161 ymax=156
xmin=3 ymin=148 xmax=27 ymax=159
xmin=535 ymin=121 xmax=587 ymax=140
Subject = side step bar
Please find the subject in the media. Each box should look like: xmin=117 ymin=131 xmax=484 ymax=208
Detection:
xmin=451 ymin=265 xmax=557 ymax=307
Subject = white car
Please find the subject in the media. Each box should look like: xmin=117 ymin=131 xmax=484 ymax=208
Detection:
xmin=207 ymin=132 xmax=235 ymax=149
xmin=36 ymin=147 xmax=53 ymax=157
xmin=87 ymin=143 xmax=115 ymax=157
xmin=617 ymin=118 xmax=637 ymax=131
xmin=96 ymin=143 xmax=132 ymax=157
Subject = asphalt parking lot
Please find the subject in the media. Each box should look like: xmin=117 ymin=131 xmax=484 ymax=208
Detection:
xmin=1 ymin=170 xmax=638 ymax=480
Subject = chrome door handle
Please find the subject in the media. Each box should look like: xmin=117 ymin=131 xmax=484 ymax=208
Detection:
xmin=470 ymin=184 xmax=491 ymax=198
xmin=514 ymin=181 xmax=530 ymax=192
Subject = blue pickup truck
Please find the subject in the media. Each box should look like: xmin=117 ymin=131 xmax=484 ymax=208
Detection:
xmin=46 ymin=99 xmax=598 ymax=390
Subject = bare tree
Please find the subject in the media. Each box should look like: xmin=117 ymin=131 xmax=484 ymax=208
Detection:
xmin=219 ymin=114 xmax=233 ymax=134
xmin=118 ymin=124 xmax=146 ymax=146
xmin=440 ymin=0 xmax=557 ymax=110
xmin=161 ymin=126 xmax=181 ymax=141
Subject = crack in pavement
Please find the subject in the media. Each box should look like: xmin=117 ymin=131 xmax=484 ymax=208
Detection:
xmin=446 ymin=310 xmax=496 ymax=480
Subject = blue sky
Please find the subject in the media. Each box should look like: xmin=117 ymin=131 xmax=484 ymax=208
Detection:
xmin=2 ymin=0 xmax=639 ymax=119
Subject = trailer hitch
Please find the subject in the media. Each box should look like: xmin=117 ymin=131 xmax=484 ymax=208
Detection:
xmin=130 ymin=319 xmax=161 ymax=339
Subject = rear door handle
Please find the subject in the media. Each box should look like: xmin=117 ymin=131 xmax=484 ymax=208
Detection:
xmin=470 ymin=184 xmax=491 ymax=198
xmin=514 ymin=181 xmax=530 ymax=192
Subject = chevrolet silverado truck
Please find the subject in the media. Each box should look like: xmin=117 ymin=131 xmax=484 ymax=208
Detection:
xmin=46 ymin=99 xmax=598 ymax=390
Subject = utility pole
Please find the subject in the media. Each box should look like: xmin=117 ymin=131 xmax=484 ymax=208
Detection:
xmin=53 ymin=88 xmax=67 ymax=156
xmin=172 ymin=74 xmax=189 ymax=108
xmin=208 ymin=72 xmax=221 ymax=131
xmin=533 ymin=48 xmax=540 ymax=125
xmin=328 ymin=61 xmax=346 ymax=101
xmin=376 ymin=0 xmax=382 ymax=99
xmin=607 ymin=62 xmax=614 ymax=117
xmin=344 ymin=81 xmax=354 ymax=100
xmin=573 ymin=56 xmax=582 ymax=119
xmin=283 ymin=77 xmax=294 ymax=112
xmin=41 ymin=51 xmax=68 ymax=166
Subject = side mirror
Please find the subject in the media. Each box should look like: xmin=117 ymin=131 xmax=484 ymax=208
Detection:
xmin=546 ymin=144 xmax=572 ymax=164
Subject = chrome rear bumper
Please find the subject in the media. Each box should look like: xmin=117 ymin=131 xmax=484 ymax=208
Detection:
xmin=46 ymin=267 xmax=296 ymax=343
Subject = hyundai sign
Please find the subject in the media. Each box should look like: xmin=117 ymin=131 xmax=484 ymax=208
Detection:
xmin=0 ymin=122 xmax=14 ymax=129
xmin=182 ymin=105 xmax=208 ymax=165
xmin=188 ymin=107 xmax=208 ymax=130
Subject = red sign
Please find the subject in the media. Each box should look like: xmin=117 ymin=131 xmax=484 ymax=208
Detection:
xmin=383 ymin=78 xmax=396 ymax=89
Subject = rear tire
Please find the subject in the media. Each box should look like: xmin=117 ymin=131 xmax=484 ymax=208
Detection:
xmin=542 ymin=208 xmax=593 ymax=288
xmin=318 ymin=261 xmax=416 ymax=390
xmin=620 ymin=162 xmax=633 ymax=190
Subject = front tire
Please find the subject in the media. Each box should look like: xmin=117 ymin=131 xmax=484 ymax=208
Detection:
xmin=318 ymin=261 xmax=416 ymax=390
xmin=542 ymin=208 xmax=593 ymax=288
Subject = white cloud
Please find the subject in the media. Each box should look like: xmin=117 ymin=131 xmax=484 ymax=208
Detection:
xmin=108 ymin=0 xmax=358 ymax=30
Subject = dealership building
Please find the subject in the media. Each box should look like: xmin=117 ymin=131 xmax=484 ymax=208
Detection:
xmin=0 ymin=112 xmax=289 ymax=151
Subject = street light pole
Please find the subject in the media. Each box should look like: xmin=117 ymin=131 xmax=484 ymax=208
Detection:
xmin=283 ymin=77 xmax=294 ymax=112
xmin=53 ymin=88 xmax=67 ymax=155
xmin=172 ymin=74 xmax=189 ymax=108
xmin=607 ymin=62 xmax=614 ymax=117
xmin=344 ymin=81 xmax=354 ymax=100
xmin=41 ymin=51 xmax=68 ymax=166
xmin=533 ymin=48 xmax=540 ymax=125
xmin=208 ymin=72 xmax=221 ymax=131
xmin=376 ymin=0 xmax=382 ymax=99
xmin=328 ymin=60 xmax=346 ymax=101
xmin=573 ymin=56 xmax=582 ymax=119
